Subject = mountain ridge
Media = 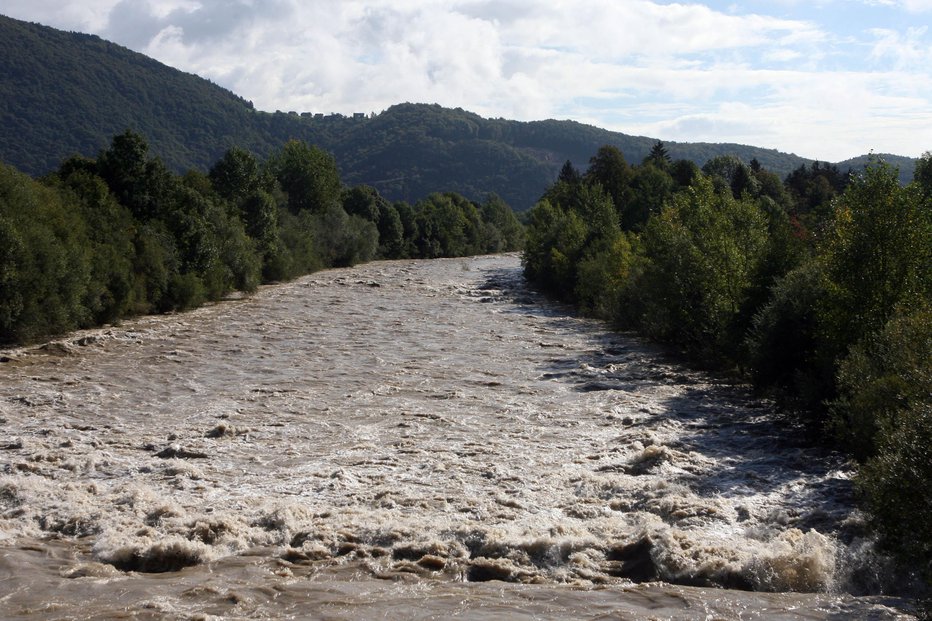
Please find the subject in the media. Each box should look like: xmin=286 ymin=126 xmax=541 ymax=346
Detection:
xmin=0 ymin=14 xmax=917 ymax=209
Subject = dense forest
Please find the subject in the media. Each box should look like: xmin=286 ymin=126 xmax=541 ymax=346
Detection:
xmin=0 ymin=131 xmax=523 ymax=345
xmin=0 ymin=15 xmax=917 ymax=211
xmin=523 ymin=143 xmax=932 ymax=582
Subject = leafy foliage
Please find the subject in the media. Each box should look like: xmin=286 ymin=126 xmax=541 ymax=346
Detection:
xmin=637 ymin=176 xmax=770 ymax=361
xmin=523 ymin=147 xmax=932 ymax=580
xmin=0 ymin=164 xmax=93 ymax=341
xmin=859 ymin=402 xmax=932 ymax=581
xmin=0 ymin=131 xmax=524 ymax=345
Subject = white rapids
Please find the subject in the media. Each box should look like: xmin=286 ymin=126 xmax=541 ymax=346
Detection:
xmin=0 ymin=254 xmax=918 ymax=619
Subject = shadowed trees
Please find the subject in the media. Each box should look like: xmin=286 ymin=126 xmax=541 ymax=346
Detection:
xmin=0 ymin=131 xmax=524 ymax=345
xmin=523 ymin=146 xmax=932 ymax=581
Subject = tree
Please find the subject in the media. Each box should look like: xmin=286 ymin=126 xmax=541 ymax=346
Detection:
xmin=376 ymin=202 xmax=404 ymax=259
xmin=342 ymin=185 xmax=387 ymax=222
xmin=749 ymin=160 xmax=931 ymax=421
xmin=413 ymin=193 xmax=479 ymax=258
xmin=637 ymin=175 xmax=770 ymax=360
xmin=269 ymin=140 xmax=342 ymax=214
xmin=819 ymin=162 xmax=932 ymax=455
xmin=821 ymin=162 xmax=931 ymax=352
xmin=522 ymin=198 xmax=587 ymax=298
xmin=54 ymin=167 xmax=136 ymax=323
xmin=784 ymin=161 xmax=849 ymax=220
xmin=311 ymin=203 xmax=378 ymax=267
xmin=393 ymin=201 xmax=419 ymax=258
xmin=859 ymin=401 xmax=932 ymax=580
xmin=209 ymin=147 xmax=262 ymax=203
xmin=914 ymin=151 xmax=932 ymax=198
xmin=557 ymin=160 xmax=582 ymax=186
xmin=585 ymin=145 xmax=633 ymax=224
xmin=96 ymin=130 xmax=173 ymax=222
xmin=669 ymin=159 xmax=700 ymax=189
xmin=644 ymin=141 xmax=671 ymax=170
xmin=623 ymin=165 xmax=675 ymax=231
xmin=479 ymin=194 xmax=524 ymax=253
xmin=0 ymin=163 xmax=93 ymax=342
xmin=523 ymin=184 xmax=619 ymax=304
xmin=702 ymin=155 xmax=759 ymax=199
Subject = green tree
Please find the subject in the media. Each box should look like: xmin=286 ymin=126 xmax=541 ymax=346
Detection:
xmin=0 ymin=163 xmax=93 ymax=342
xmin=830 ymin=304 xmax=931 ymax=460
xmin=311 ymin=203 xmax=378 ymax=267
xmin=241 ymin=189 xmax=281 ymax=277
xmin=413 ymin=193 xmax=476 ymax=258
xmin=914 ymin=151 xmax=932 ymax=198
xmin=376 ymin=202 xmax=405 ymax=259
xmin=859 ymin=402 xmax=932 ymax=581
xmin=745 ymin=261 xmax=835 ymax=412
xmin=644 ymin=140 xmax=671 ymax=170
xmin=393 ymin=201 xmax=420 ymax=258
xmin=54 ymin=167 xmax=136 ymax=323
xmin=523 ymin=184 xmax=617 ymax=303
xmin=479 ymin=194 xmax=524 ymax=253
xmin=270 ymin=140 xmax=342 ymax=214
xmin=342 ymin=185 xmax=386 ymax=222
xmin=821 ymin=162 xmax=931 ymax=356
xmin=637 ymin=175 xmax=770 ymax=361
xmin=557 ymin=160 xmax=582 ymax=185
xmin=669 ymin=159 xmax=700 ymax=189
xmin=209 ymin=147 xmax=263 ymax=203
xmin=96 ymin=130 xmax=173 ymax=222
xmin=522 ymin=198 xmax=587 ymax=298
xmin=585 ymin=145 xmax=633 ymax=223
xmin=784 ymin=161 xmax=849 ymax=222
xmin=623 ymin=165 xmax=675 ymax=231
xmin=702 ymin=155 xmax=760 ymax=199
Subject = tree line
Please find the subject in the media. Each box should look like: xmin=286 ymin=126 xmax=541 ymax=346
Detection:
xmin=0 ymin=131 xmax=524 ymax=345
xmin=523 ymin=143 xmax=931 ymax=581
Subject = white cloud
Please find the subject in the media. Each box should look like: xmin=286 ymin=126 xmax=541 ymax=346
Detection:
xmin=1 ymin=0 xmax=929 ymax=160
xmin=134 ymin=1 xmax=824 ymax=115
xmin=869 ymin=26 xmax=932 ymax=69
xmin=622 ymin=68 xmax=932 ymax=160
xmin=901 ymin=0 xmax=932 ymax=11
xmin=1 ymin=0 xmax=117 ymax=31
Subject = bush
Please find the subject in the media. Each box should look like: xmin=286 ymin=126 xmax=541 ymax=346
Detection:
xmin=636 ymin=176 xmax=769 ymax=362
xmin=830 ymin=305 xmax=931 ymax=460
xmin=859 ymin=401 xmax=932 ymax=581
xmin=745 ymin=261 xmax=836 ymax=413
xmin=575 ymin=232 xmax=635 ymax=319
xmin=311 ymin=203 xmax=378 ymax=267
xmin=0 ymin=163 xmax=93 ymax=343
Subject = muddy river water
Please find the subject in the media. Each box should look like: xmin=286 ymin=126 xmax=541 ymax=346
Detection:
xmin=0 ymin=254 xmax=920 ymax=619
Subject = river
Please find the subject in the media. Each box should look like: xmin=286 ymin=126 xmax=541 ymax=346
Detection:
xmin=0 ymin=254 xmax=919 ymax=619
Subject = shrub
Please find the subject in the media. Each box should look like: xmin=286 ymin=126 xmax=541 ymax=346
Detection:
xmin=859 ymin=401 xmax=932 ymax=581
xmin=830 ymin=305 xmax=931 ymax=460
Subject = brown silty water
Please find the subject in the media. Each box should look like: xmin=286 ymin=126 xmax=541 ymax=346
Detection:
xmin=0 ymin=254 xmax=919 ymax=619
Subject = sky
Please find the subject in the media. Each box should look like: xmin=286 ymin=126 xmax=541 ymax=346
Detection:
xmin=3 ymin=0 xmax=931 ymax=161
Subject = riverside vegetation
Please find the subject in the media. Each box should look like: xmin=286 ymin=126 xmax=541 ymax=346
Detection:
xmin=0 ymin=130 xmax=523 ymax=345
xmin=523 ymin=144 xmax=932 ymax=585
xmin=1 ymin=126 xmax=929 ymax=594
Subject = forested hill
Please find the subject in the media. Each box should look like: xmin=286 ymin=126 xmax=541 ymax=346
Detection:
xmin=0 ymin=14 xmax=917 ymax=209
xmin=0 ymin=15 xmax=283 ymax=173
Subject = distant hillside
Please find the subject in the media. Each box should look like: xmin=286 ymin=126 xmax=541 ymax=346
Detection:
xmin=838 ymin=153 xmax=916 ymax=183
xmin=0 ymin=14 xmax=918 ymax=209
xmin=0 ymin=15 xmax=279 ymax=173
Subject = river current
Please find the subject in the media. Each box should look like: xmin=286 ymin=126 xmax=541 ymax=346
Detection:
xmin=0 ymin=254 xmax=919 ymax=619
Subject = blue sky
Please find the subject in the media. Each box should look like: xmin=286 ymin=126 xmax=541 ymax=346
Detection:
xmin=4 ymin=1 xmax=930 ymax=161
